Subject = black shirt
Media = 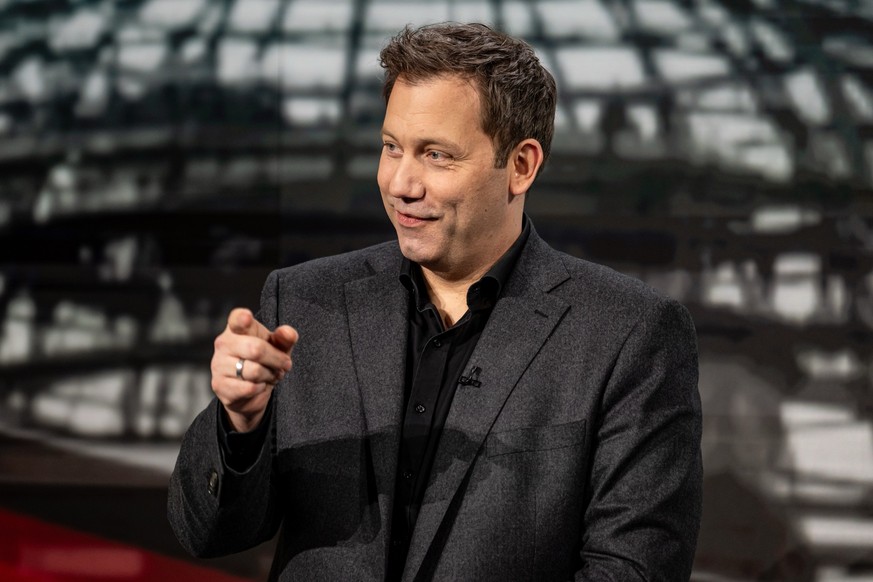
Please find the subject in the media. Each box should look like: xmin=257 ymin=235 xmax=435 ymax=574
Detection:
xmin=387 ymin=218 xmax=530 ymax=579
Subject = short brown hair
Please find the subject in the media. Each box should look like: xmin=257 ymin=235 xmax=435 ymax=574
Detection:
xmin=379 ymin=22 xmax=557 ymax=171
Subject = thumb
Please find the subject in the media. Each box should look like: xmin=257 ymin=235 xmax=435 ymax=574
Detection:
xmin=270 ymin=325 xmax=299 ymax=353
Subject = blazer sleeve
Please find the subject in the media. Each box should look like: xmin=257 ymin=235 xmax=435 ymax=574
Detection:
xmin=575 ymin=297 xmax=702 ymax=581
xmin=167 ymin=270 xmax=282 ymax=558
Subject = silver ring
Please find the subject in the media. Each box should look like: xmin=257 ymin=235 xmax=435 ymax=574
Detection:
xmin=235 ymin=358 xmax=246 ymax=381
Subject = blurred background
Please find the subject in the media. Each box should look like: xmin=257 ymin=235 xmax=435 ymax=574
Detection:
xmin=0 ymin=0 xmax=871 ymax=580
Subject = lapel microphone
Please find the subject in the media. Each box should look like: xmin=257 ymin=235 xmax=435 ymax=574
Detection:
xmin=459 ymin=365 xmax=482 ymax=387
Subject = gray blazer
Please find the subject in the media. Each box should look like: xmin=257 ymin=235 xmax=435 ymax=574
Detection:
xmin=168 ymin=227 xmax=702 ymax=581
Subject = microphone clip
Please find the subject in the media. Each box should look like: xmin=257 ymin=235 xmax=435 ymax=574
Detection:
xmin=459 ymin=366 xmax=482 ymax=388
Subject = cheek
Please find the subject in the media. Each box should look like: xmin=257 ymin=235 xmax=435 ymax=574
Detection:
xmin=376 ymin=160 xmax=388 ymax=192
xmin=457 ymin=180 xmax=494 ymax=211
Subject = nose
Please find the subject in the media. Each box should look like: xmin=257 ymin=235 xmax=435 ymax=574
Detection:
xmin=380 ymin=153 xmax=424 ymax=201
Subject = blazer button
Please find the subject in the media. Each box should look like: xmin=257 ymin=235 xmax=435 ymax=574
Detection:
xmin=207 ymin=470 xmax=219 ymax=497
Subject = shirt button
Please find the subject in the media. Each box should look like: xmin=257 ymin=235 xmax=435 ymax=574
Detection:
xmin=403 ymin=470 xmax=414 ymax=480
xmin=392 ymin=538 xmax=403 ymax=547
xmin=414 ymin=403 xmax=426 ymax=414
xmin=433 ymin=339 xmax=442 ymax=347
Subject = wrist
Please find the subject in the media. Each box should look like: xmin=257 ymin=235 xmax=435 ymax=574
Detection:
xmin=223 ymin=407 xmax=265 ymax=433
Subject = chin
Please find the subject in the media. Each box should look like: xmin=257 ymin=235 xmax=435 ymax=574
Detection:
xmin=396 ymin=239 xmax=436 ymax=266
xmin=397 ymin=244 xmax=427 ymax=264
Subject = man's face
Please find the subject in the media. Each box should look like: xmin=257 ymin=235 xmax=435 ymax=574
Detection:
xmin=378 ymin=75 xmax=521 ymax=278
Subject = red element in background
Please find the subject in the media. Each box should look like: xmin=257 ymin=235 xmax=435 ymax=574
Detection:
xmin=0 ymin=508 xmax=252 ymax=582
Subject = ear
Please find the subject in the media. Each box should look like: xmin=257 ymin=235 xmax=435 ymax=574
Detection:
xmin=508 ymin=139 xmax=544 ymax=197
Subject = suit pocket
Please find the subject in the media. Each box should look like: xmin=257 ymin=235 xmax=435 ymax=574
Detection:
xmin=486 ymin=419 xmax=586 ymax=457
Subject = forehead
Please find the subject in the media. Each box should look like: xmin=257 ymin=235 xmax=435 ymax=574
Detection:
xmin=383 ymin=75 xmax=483 ymax=134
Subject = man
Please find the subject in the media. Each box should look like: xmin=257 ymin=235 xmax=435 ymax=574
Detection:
xmin=168 ymin=23 xmax=702 ymax=581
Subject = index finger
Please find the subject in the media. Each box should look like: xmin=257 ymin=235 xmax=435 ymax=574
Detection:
xmin=227 ymin=308 xmax=271 ymax=341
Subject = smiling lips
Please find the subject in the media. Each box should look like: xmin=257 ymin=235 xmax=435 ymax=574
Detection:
xmin=395 ymin=210 xmax=436 ymax=227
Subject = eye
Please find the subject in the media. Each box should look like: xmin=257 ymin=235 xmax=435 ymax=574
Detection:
xmin=383 ymin=142 xmax=400 ymax=155
xmin=426 ymin=150 xmax=447 ymax=161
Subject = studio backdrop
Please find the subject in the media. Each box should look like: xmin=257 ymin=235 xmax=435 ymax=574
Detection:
xmin=0 ymin=1 xmax=871 ymax=581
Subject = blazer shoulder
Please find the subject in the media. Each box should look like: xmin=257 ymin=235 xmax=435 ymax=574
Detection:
xmin=266 ymin=240 xmax=401 ymax=295
xmin=555 ymin=249 xmax=690 ymax=327
xmin=255 ymin=241 xmax=401 ymax=326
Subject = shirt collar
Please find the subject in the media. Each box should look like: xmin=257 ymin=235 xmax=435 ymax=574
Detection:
xmin=399 ymin=215 xmax=531 ymax=313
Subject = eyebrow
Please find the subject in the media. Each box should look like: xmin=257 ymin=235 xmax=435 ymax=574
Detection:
xmin=381 ymin=128 xmax=463 ymax=153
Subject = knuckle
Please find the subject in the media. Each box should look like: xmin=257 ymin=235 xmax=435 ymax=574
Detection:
xmin=238 ymin=339 xmax=251 ymax=359
xmin=242 ymin=360 xmax=259 ymax=380
xmin=243 ymin=339 xmax=260 ymax=360
xmin=214 ymin=334 xmax=232 ymax=354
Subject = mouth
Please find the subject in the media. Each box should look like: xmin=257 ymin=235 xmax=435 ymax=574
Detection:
xmin=395 ymin=210 xmax=436 ymax=227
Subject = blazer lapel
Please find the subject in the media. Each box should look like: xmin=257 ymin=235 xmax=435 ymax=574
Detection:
xmin=345 ymin=248 xmax=408 ymax=552
xmin=403 ymin=232 xmax=571 ymax=580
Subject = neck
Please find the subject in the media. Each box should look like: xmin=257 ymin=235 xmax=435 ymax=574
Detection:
xmin=418 ymin=213 xmax=524 ymax=326
xmin=420 ymin=267 xmax=483 ymax=327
